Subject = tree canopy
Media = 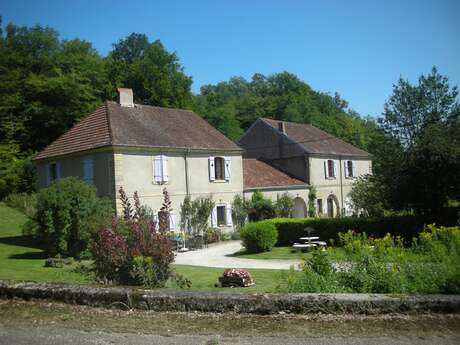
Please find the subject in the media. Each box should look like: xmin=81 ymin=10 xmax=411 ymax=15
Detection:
xmin=193 ymin=72 xmax=379 ymax=146
xmin=359 ymin=67 xmax=460 ymax=217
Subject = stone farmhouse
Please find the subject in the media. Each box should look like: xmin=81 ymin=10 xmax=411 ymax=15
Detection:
xmin=239 ymin=118 xmax=372 ymax=217
xmin=34 ymin=88 xmax=370 ymax=232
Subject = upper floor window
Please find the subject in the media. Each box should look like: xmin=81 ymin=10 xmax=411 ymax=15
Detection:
xmin=153 ymin=155 xmax=169 ymax=184
xmin=344 ymin=160 xmax=356 ymax=178
xmin=324 ymin=159 xmax=337 ymax=179
xmin=215 ymin=157 xmax=225 ymax=180
xmin=83 ymin=158 xmax=94 ymax=184
xmin=209 ymin=156 xmax=231 ymax=182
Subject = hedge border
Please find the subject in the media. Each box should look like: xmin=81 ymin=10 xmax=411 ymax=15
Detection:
xmin=1 ymin=280 xmax=459 ymax=315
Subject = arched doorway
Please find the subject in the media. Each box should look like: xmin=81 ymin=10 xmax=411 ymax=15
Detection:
xmin=292 ymin=197 xmax=307 ymax=218
xmin=327 ymin=194 xmax=340 ymax=218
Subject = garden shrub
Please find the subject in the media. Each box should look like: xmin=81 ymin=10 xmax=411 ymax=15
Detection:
xmin=4 ymin=192 xmax=37 ymax=218
xmin=278 ymin=225 xmax=460 ymax=294
xmin=246 ymin=191 xmax=276 ymax=222
xmin=29 ymin=177 xmax=113 ymax=257
xmin=240 ymin=221 xmax=277 ymax=253
xmin=264 ymin=216 xmax=430 ymax=246
xmin=91 ymin=187 xmax=177 ymax=288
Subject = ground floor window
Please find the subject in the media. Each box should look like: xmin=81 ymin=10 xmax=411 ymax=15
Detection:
xmin=317 ymin=199 xmax=323 ymax=214
xmin=216 ymin=205 xmax=226 ymax=226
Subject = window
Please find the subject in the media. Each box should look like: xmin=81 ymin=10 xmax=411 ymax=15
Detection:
xmin=83 ymin=158 xmax=94 ymax=184
xmin=216 ymin=205 xmax=226 ymax=226
xmin=215 ymin=157 xmax=225 ymax=180
xmin=47 ymin=162 xmax=61 ymax=185
xmin=209 ymin=157 xmax=231 ymax=182
xmin=157 ymin=210 xmax=176 ymax=232
xmin=153 ymin=155 xmax=169 ymax=184
xmin=317 ymin=199 xmax=323 ymax=214
xmin=324 ymin=159 xmax=336 ymax=179
xmin=345 ymin=160 xmax=355 ymax=178
xmin=211 ymin=204 xmax=233 ymax=227
xmin=50 ymin=163 xmax=58 ymax=182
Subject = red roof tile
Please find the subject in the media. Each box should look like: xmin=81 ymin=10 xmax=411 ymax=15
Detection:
xmin=34 ymin=101 xmax=241 ymax=160
xmin=243 ymin=159 xmax=306 ymax=189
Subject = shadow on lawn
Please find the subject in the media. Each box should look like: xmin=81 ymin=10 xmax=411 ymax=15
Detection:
xmin=0 ymin=235 xmax=47 ymax=260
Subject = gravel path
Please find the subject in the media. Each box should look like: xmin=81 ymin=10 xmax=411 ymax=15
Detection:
xmin=174 ymin=240 xmax=301 ymax=269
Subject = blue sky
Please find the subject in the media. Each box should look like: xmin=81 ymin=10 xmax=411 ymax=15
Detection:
xmin=1 ymin=0 xmax=459 ymax=117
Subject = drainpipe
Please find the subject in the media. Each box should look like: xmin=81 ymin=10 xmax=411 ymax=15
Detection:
xmin=184 ymin=149 xmax=190 ymax=196
xmin=183 ymin=149 xmax=191 ymax=250
xmin=339 ymin=156 xmax=344 ymax=217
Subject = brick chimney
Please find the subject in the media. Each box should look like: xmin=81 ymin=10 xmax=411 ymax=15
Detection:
xmin=278 ymin=121 xmax=286 ymax=134
xmin=117 ymin=88 xmax=134 ymax=107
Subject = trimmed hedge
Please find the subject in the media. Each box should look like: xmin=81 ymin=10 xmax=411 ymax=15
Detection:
xmin=260 ymin=216 xmax=430 ymax=246
xmin=240 ymin=221 xmax=278 ymax=253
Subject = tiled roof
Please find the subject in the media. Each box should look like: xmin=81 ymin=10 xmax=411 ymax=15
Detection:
xmin=34 ymin=104 xmax=111 ymax=160
xmin=261 ymin=118 xmax=370 ymax=157
xmin=34 ymin=101 xmax=241 ymax=160
xmin=243 ymin=159 xmax=306 ymax=189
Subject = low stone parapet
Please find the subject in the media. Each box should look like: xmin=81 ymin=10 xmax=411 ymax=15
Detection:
xmin=0 ymin=280 xmax=459 ymax=315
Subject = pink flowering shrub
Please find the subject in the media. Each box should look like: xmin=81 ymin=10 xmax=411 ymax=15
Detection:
xmin=91 ymin=187 xmax=175 ymax=287
xmin=220 ymin=268 xmax=254 ymax=287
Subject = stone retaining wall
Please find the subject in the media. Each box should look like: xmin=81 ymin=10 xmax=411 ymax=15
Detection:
xmin=1 ymin=280 xmax=459 ymax=315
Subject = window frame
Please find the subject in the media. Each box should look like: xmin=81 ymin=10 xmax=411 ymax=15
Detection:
xmin=83 ymin=158 xmax=94 ymax=185
xmin=216 ymin=205 xmax=226 ymax=226
xmin=317 ymin=199 xmax=323 ymax=214
xmin=214 ymin=157 xmax=225 ymax=181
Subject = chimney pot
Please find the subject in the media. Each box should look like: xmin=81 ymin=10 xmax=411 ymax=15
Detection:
xmin=117 ymin=88 xmax=134 ymax=107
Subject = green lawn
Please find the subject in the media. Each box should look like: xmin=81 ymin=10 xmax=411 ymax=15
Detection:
xmin=0 ymin=203 xmax=90 ymax=284
xmin=170 ymin=265 xmax=284 ymax=293
xmin=233 ymin=245 xmax=347 ymax=262
xmin=0 ymin=203 xmax=283 ymax=293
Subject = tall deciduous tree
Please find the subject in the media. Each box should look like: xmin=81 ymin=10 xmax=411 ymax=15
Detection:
xmin=376 ymin=67 xmax=460 ymax=216
xmin=106 ymin=33 xmax=193 ymax=109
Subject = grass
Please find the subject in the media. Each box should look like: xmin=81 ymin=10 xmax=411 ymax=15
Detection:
xmin=170 ymin=265 xmax=284 ymax=293
xmin=233 ymin=246 xmax=347 ymax=262
xmin=0 ymin=202 xmax=284 ymax=293
xmin=0 ymin=202 xmax=90 ymax=284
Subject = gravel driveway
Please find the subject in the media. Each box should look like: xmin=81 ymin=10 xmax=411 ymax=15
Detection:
xmin=174 ymin=240 xmax=300 ymax=269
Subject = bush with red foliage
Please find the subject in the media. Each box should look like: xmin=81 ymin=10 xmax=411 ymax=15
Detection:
xmin=91 ymin=187 xmax=175 ymax=287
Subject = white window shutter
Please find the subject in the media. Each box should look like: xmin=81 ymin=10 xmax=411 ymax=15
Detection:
xmin=209 ymin=157 xmax=215 ymax=181
xmin=45 ymin=164 xmax=50 ymax=186
xmin=352 ymin=161 xmax=357 ymax=178
xmin=211 ymin=206 xmax=217 ymax=227
xmin=153 ymin=155 xmax=162 ymax=183
xmin=169 ymin=211 xmax=176 ymax=231
xmin=226 ymin=204 xmax=233 ymax=226
xmin=161 ymin=155 xmax=169 ymax=182
xmin=344 ymin=161 xmax=349 ymax=178
xmin=324 ymin=160 xmax=328 ymax=178
xmin=224 ymin=157 xmax=231 ymax=181
xmin=333 ymin=160 xmax=338 ymax=178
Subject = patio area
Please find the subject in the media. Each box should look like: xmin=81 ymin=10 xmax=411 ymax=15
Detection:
xmin=174 ymin=240 xmax=300 ymax=270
